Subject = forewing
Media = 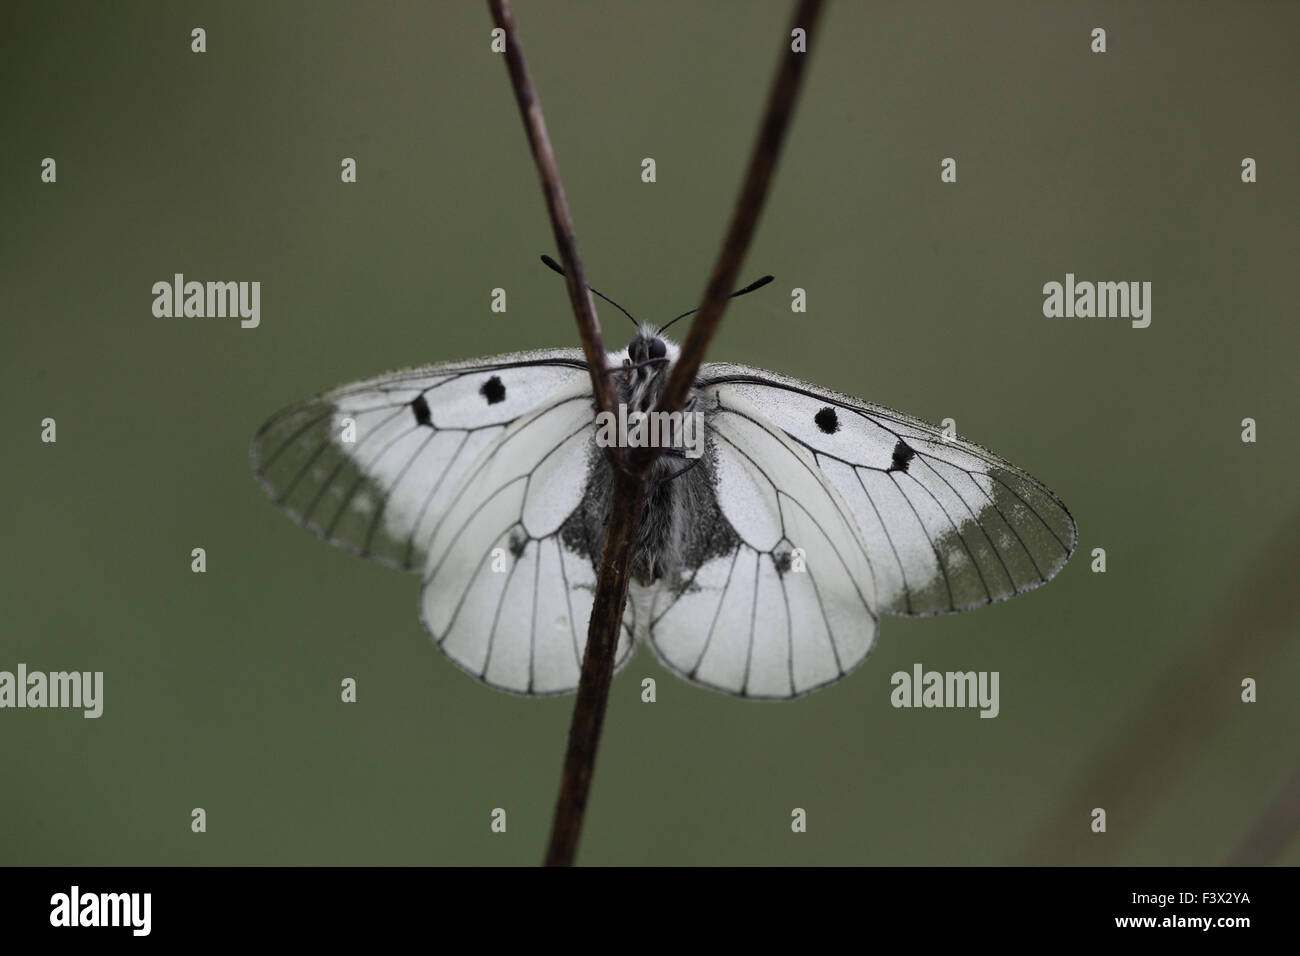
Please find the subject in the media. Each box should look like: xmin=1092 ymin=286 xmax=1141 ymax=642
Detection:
xmin=251 ymin=350 xmax=588 ymax=572
xmin=700 ymin=364 xmax=1077 ymax=616
xmin=647 ymin=391 xmax=878 ymax=699
xmin=419 ymin=382 xmax=634 ymax=695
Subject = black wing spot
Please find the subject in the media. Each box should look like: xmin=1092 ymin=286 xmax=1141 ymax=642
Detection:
xmin=814 ymin=406 xmax=839 ymax=434
xmin=508 ymin=529 xmax=527 ymax=559
xmin=411 ymin=394 xmax=432 ymax=427
xmin=480 ymin=375 xmax=506 ymax=405
xmin=772 ymin=550 xmax=793 ymax=576
xmin=889 ymin=439 xmax=916 ymax=473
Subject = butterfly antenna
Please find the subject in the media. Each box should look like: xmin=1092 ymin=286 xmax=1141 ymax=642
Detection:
xmin=540 ymin=254 xmax=639 ymax=329
xmin=659 ymin=274 xmax=774 ymax=334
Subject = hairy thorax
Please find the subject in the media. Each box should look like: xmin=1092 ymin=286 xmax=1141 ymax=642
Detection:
xmin=561 ymin=359 xmax=738 ymax=589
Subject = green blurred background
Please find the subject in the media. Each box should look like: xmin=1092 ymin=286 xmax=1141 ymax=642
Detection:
xmin=3 ymin=0 xmax=1297 ymax=865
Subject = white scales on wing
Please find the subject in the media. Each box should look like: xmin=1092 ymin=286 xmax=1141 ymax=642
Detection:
xmin=253 ymin=350 xmax=589 ymax=573
xmin=254 ymin=328 xmax=1075 ymax=699
xmin=698 ymin=366 xmax=1075 ymax=618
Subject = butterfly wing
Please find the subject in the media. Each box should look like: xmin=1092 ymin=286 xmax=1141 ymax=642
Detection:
xmin=698 ymin=364 xmax=1077 ymax=616
xmin=419 ymin=380 xmax=635 ymax=695
xmin=644 ymin=389 xmax=878 ymax=699
xmin=251 ymin=349 xmax=588 ymax=572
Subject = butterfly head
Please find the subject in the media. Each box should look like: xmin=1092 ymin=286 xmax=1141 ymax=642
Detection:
xmin=627 ymin=324 xmax=669 ymax=367
xmin=623 ymin=325 xmax=677 ymax=410
xmin=537 ymin=253 xmax=771 ymax=410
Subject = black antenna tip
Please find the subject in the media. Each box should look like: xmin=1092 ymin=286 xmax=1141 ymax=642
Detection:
xmin=539 ymin=255 xmax=640 ymax=328
xmin=743 ymin=275 xmax=775 ymax=293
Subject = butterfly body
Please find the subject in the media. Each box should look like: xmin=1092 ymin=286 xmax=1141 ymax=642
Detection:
xmin=253 ymin=334 xmax=1075 ymax=699
xmin=600 ymin=326 xmax=736 ymax=587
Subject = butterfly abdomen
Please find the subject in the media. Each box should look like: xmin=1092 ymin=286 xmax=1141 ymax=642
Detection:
xmin=559 ymin=420 xmax=738 ymax=592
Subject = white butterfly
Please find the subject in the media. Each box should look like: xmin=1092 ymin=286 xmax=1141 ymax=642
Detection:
xmin=252 ymin=278 xmax=1076 ymax=700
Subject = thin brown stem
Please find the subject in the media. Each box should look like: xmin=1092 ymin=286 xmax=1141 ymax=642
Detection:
xmin=651 ymin=0 xmax=825 ymax=426
xmin=548 ymin=0 xmax=823 ymax=867
xmin=488 ymin=0 xmax=823 ymax=867
xmin=543 ymin=467 xmax=647 ymax=864
xmin=487 ymin=0 xmax=617 ymax=419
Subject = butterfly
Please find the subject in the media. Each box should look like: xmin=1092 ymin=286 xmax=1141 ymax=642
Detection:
xmin=251 ymin=259 xmax=1076 ymax=699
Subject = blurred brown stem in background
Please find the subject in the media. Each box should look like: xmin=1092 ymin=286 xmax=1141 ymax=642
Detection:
xmin=487 ymin=0 xmax=825 ymax=866
xmin=1019 ymin=513 xmax=1300 ymax=865
xmin=1228 ymin=760 xmax=1300 ymax=865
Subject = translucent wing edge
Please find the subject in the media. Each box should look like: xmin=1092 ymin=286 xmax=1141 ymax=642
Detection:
xmin=249 ymin=349 xmax=588 ymax=573
xmin=699 ymin=363 xmax=1079 ymax=615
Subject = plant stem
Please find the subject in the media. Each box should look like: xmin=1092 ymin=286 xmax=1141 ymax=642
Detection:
xmin=487 ymin=0 xmax=617 ymax=419
xmin=651 ymin=0 xmax=825 ymax=426
xmin=543 ymin=467 xmax=647 ymax=864
xmin=488 ymin=0 xmax=824 ymax=866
